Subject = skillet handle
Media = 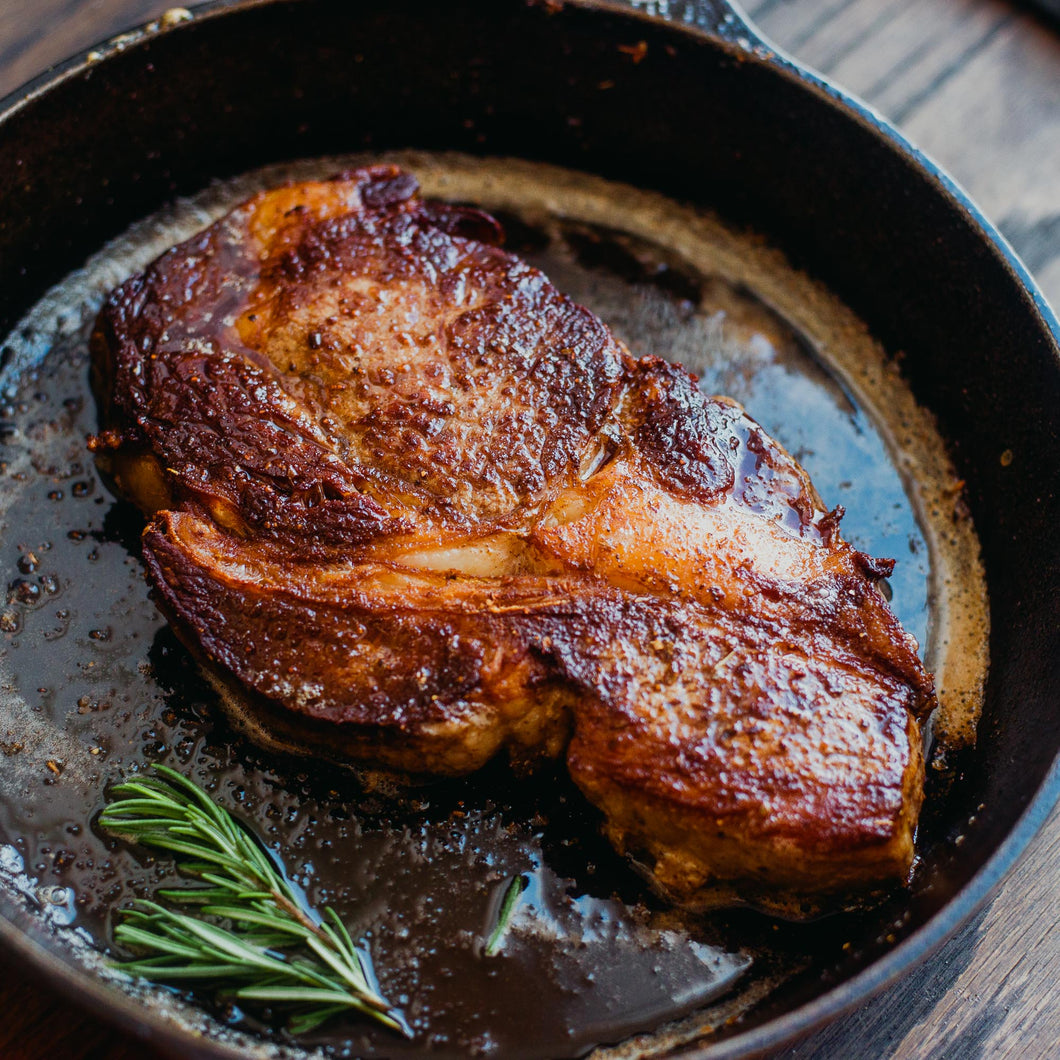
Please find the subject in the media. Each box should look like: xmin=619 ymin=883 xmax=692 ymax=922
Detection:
xmin=601 ymin=0 xmax=767 ymax=47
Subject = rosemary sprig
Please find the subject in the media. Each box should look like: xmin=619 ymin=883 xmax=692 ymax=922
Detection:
xmin=99 ymin=765 xmax=404 ymax=1037
xmin=484 ymin=874 xmax=527 ymax=956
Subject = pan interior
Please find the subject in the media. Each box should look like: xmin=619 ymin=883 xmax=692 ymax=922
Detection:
xmin=0 ymin=153 xmax=988 ymax=1059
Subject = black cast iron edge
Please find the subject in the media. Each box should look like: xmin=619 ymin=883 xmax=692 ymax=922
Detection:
xmin=0 ymin=1 xmax=1057 ymax=1057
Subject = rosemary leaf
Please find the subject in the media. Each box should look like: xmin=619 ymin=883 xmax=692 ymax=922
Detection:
xmin=155 ymin=887 xmax=238 ymax=904
xmin=118 ymin=963 xmax=250 ymax=981
xmin=198 ymin=905 xmax=314 ymax=936
xmin=485 ymin=874 xmax=528 ymax=956
xmin=288 ymin=1003 xmax=355 ymax=1036
xmin=236 ymin=985 xmax=373 ymax=1005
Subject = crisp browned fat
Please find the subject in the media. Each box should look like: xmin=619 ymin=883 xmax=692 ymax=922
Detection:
xmin=90 ymin=165 xmax=934 ymax=909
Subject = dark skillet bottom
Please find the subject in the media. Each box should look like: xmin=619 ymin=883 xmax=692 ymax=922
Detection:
xmin=0 ymin=155 xmax=984 ymax=1059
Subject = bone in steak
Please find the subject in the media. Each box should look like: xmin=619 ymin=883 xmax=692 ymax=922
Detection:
xmin=90 ymin=165 xmax=935 ymax=907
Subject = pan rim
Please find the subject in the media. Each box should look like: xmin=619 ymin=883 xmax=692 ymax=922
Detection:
xmin=0 ymin=1 xmax=1058 ymax=1057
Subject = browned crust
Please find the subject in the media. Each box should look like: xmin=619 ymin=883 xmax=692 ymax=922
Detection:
xmin=90 ymin=165 xmax=935 ymax=906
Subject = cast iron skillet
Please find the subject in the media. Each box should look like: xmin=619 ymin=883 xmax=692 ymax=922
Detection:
xmin=0 ymin=0 xmax=1058 ymax=1056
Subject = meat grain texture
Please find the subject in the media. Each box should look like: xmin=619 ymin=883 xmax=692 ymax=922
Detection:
xmin=90 ymin=166 xmax=935 ymax=908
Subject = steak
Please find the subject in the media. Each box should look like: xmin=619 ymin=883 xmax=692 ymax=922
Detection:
xmin=90 ymin=165 xmax=935 ymax=908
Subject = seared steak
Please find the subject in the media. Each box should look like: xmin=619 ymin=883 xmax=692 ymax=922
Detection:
xmin=90 ymin=166 xmax=934 ymax=906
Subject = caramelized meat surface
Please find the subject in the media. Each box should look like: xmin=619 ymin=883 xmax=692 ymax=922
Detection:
xmin=91 ymin=166 xmax=935 ymax=906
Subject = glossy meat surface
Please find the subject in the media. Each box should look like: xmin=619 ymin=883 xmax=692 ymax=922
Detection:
xmin=91 ymin=166 xmax=935 ymax=904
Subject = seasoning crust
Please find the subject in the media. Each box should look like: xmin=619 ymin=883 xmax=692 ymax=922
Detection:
xmin=91 ymin=165 xmax=935 ymax=906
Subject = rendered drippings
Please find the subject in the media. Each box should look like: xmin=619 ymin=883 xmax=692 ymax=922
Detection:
xmin=0 ymin=155 xmax=988 ymax=1059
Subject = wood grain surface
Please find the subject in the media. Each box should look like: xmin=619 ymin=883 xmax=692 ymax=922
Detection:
xmin=0 ymin=1 xmax=1058 ymax=1058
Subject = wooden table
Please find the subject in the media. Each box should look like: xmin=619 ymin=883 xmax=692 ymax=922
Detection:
xmin=1 ymin=1 xmax=1058 ymax=1057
